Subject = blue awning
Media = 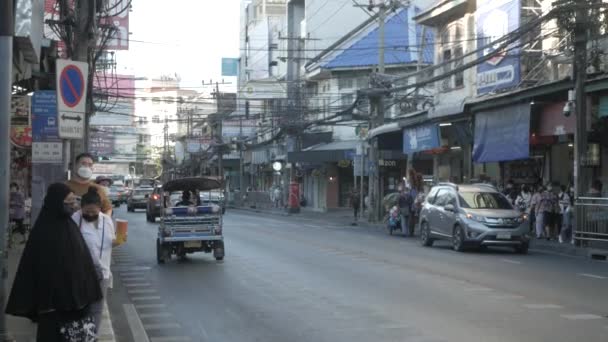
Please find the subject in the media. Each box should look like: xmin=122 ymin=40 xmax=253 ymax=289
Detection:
xmin=473 ymin=103 xmax=530 ymax=163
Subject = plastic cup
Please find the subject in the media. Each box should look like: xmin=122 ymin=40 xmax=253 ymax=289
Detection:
xmin=115 ymin=219 xmax=128 ymax=244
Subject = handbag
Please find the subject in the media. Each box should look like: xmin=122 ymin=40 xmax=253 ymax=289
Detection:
xmin=59 ymin=315 xmax=97 ymax=341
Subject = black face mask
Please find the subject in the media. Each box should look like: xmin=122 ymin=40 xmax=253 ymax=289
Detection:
xmin=63 ymin=204 xmax=76 ymax=216
xmin=82 ymin=214 xmax=99 ymax=222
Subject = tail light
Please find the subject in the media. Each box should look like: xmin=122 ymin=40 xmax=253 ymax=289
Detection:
xmin=152 ymin=194 xmax=160 ymax=200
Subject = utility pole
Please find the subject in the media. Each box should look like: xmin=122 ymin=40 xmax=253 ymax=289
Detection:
xmin=0 ymin=0 xmax=13 ymax=335
xmin=239 ymin=117 xmax=244 ymax=193
xmin=573 ymin=0 xmax=588 ymax=200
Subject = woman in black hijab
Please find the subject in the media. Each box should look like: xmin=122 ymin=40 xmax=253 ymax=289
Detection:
xmin=6 ymin=183 xmax=102 ymax=341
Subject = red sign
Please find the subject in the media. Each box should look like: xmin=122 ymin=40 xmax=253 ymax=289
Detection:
xmin=11 ymin=126 xmax=33 ymax=149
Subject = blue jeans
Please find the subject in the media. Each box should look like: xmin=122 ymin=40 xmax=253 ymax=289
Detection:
xmin=400 ymin=214 xmax=409 ymax=235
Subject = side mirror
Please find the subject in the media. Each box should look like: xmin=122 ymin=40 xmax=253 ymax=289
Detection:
xmin=444 ymin=204 xmax=456 ymax=212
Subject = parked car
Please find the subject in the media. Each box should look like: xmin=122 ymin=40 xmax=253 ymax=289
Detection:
xmin=128 ymin=187 xmax=154 ymax=212
xmin=146 ymin=185 xmax=163 ymax=222
xmin=108 ymin=185 xmax=128 ymax=207
xmin=419 ymin=183 xmax=530 ymax=254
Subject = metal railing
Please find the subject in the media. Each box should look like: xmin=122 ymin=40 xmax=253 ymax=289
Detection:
xmin=575 ymin=197 xmax=608 ymax=243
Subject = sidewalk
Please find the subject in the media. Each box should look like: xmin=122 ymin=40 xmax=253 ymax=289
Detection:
xmin=3 ymin=244 xmax=117 ymax=342
xmin=230 ymin=205 xmax=608 ymax=260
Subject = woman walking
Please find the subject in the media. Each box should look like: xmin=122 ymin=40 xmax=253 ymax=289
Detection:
xmin=73 ymin=187 xmax=121 ymax=334
xmin=6 ymin=183 xmax=101 ymax=341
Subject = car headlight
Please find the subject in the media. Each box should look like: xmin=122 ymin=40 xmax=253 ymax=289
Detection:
xmin=517 ymin=214 xmax=528 ymax=224
xmin=211 ymin=204 xmax=220 ymax=213
xmin=164 ymin=208 xmax=173 ymax=215
xmin=466 ymin=213 xmax=486 ymax=222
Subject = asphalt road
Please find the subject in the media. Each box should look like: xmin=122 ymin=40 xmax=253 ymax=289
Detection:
xmin=107 ymin=206 xmax=608 ymax=342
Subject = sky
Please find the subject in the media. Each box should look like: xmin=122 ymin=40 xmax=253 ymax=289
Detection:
xmin=115 ymin=0 xmax=241 ymax=91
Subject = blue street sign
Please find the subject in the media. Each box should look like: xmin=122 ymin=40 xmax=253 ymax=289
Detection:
xmin=59 ymin=65 xmax=85 ymax=108
xmin=32 ymin=91 xmax=60 ymax=142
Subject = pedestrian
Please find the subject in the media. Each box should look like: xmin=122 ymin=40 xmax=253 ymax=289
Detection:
xmin=504 ymin=179 xmax=515 ymax=196
xmin=95 ymin=176 xmax=113 ymax=196
xmin=529 ymin=185 xmax=542 ymax=233
xmin=506 ymin=185 xmax=518 ymax=206
xmin=558 ymin=185 xmax=571 ymax=237
xmin=398 ymin=186 xmax=413 ymax=236
xmin=73 ymin=187 xmax=122 ymax=335
xmin=66 ymin=153 xmax=113 ymax=216
xmin=559 ymin=186 xmax=574 ymax=244
xmin=535 ymin=183 xmax=559 ymax=240
xmin=515 ymin=185 xmax=532 ymax=213
xmin=6 ymin=183 xmax=101 ymax=341
xmin=273 ymin=186 xmax=282 ymax=208
xmin=9 ymin=182 xmax=27 ymax=244
xmin=351 ymin=188 xmax=361 ymax=222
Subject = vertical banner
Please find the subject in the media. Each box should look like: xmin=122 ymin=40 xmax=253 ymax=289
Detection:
xmin=476 ymin=0 xmax=521 ymax=95
xmin=473 ymin=103 xmax=530 ymax=163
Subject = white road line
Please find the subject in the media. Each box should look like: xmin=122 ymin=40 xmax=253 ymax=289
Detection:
xmin=560 ymin=314 xmax=604 ymax=320
xmin=122 ymin=277 xmax=146 ymax=282
xmin=523 ymin=304 xmax=563 ymax=309
xmin=124 ymin=283 xmax=151 ymax=287
xmin=144 ymin=323 xmax=181 ymax=330
xmin=131 ymin=296 xmax=162 ymax=301
xmin=123 ymin=304 xmax=150 ymax=342
xmin=578 ymin=273 xmax=607 ymax=280
xmin=135 ymin=303 xmax=166 ymax=309
xmin=150 ymin=337 xmax=191 ymax=342
xmin=139 ymin=312 xmax=173 ymax=319
xmin=128 ymin=289 xmax=157 ymax=294
xmin=501 ymin=259 xmax=522 ymax=265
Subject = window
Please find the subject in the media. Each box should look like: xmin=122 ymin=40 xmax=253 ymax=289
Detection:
xmin=458 ymin=192 xmax=513 ymax=210
xmin=341 ymin=93 xmax=354 ymax=107
xmin=426 ymin=187 xmax=440 ymax=204
xmin=338 ymin=78 xmax=354 ymax=90
xmin=439 ymin=22 xmax=465 ymax=91
xmin=434 ymin=189 xmax=450 ymax=207
xmin=152 ymin=115 xmax=160 ymax=123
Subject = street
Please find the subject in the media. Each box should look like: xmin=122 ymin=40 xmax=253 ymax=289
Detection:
xmin=108 ymin=207 xmax=608 ymax=342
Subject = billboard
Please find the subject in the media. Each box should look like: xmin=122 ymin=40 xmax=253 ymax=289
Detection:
xmin=403 ymin=124 xmax=441 ymax=154
xmin=90 ymin=130 xmax=115 ymax=156
xmin=222 ymin=58 xmax=239 ymax=77
xmin=91 ymin=74 xmax=135 ymax=126
xmin=476 ymin=0 xmax=521 ymax=95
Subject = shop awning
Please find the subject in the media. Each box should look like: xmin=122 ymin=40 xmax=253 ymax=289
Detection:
xmin=473 ymin=103 xmax=530 ymax=163
xmin=368 ymin=123 xmax=400 ymax=140
xmin=368 ymin=110 xmax=428 ymax=140
xmin=287 ymin=140 xmax=358 ymax=163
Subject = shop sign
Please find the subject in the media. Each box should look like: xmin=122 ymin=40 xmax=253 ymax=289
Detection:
xmin=476 ymin=0 xmax=521 ymax=95
xmin=32 ymin=142 xmax=62 ymax=163
xmin=403 ymin=124 xmax=441 ymax=154
xmin=379 ymin=159 xmax=398 ymax=167
xmin=186 ymin=139 xmax=201 ymax=153
xmin=10 ymin=126 xmax=32 ymax=148
xmin=11 ymin=96 xmax=30 ymax=125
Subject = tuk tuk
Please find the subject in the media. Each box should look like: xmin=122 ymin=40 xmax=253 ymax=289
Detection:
xmin=156 ymin=177 xmax=225 ymax=264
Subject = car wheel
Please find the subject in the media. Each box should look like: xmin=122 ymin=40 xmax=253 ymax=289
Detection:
xmin=420 ymin=222 xmax=434 ymax=247
xmin=452 ymin=226 xmax=466 ymax=252
xmin=156 ymin=239 xmax=165 ymax=264
xmin=214 ymin=241 xmax=225 ymax=261
xmin=514 ymin=242 xmax=529 ymax=254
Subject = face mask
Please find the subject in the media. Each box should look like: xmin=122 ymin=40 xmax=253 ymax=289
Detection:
xmin=77 ymin=167 xmax=93 ymax=180
xmin=547 ymin=186 xmax=553 ymax=192
xmin=63 ymin=204 xmax=76 ymax=216
xmin=82 ymin=214 xmax=99 ymax=222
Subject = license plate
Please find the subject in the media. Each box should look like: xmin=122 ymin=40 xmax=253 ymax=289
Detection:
xmin=496 ymin=233 xmax=511 ymax=240
xmin=184 ymin=241 xmax=202 ymax=248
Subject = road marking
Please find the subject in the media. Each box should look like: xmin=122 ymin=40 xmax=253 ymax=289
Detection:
xmin=128 ymin=289 xmax=157 ymax=294
xmin=131 ymin=296 xmax=162 ymax=301
xmin=560 ymin=314 xmax=604 ymax=320
xmin=578 ymin=273 xmax=607 ymax=280
xmin=135 ymin=303 xmax=166 ymax=309
xmin=144 ymin=323 xmax=181 ymax=330
xmin=123 ymin=304 xmax=150 ymax=342
xmin=501 ymin=259 xmax=522 ymax=265
xmin=139 ymin=312 xmax=173 ymax=319
xmin=122 ymin=277 xmax=146 ymax=282
xmin=124 ymin=282 xmax=151 ymax=287
xmin=523 ymin=304 xmax=563 ymax=309
xmin=150 ymin=337 xmax=192 ymax=342
xmin=120 ymin=272 xmax=145 ymax=277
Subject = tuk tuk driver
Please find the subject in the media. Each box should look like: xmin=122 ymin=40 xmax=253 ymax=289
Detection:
xmin=176 ymin=191 xmax=194 ymax=207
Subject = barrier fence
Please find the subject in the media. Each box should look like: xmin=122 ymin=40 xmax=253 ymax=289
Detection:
xmin=575 ymin=197 xmax=608 ymax=243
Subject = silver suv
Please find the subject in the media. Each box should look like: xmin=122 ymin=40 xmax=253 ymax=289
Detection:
xmin=419 ymin=183 xmax=530 ymax=254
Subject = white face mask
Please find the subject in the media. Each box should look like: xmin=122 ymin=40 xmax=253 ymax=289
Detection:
xmin=77 ymin=166 xmax=93 ymax=180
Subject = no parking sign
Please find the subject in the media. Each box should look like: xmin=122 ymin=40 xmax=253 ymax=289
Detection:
xmin=56 ymin=59 xmax=89 ymax=139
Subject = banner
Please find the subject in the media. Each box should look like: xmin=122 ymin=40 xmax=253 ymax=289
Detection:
xmin=473 ymin=103 xmax=530 ymax=163
xmin=403 ymin=124 xmax=441 ymax=154
xmin=476 ymin=0 xmax=521 ymax=95
xmin=221 ymin=58 xmax=239 ymax=77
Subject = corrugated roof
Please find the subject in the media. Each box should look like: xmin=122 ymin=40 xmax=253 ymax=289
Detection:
xmin=323 ymin=8 xmax=434 ymax=70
